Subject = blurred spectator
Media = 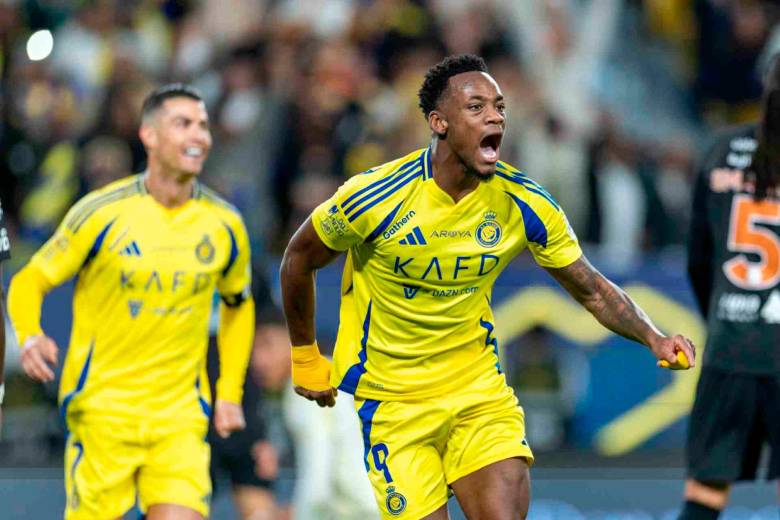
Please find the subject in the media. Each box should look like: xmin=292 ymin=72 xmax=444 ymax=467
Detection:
xmin=251 ymin=320 xmax=378 ymax=520
xmin=694 ymin=0 xmax=778 ymax=123
xmin=498 ymin=0 xmax=621 ymax=235
xmin=208 ymin=325 xmax=278 ymax=520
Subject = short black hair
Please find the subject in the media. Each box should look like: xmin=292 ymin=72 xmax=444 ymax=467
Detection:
xmin=418 ymin=54 xmax=488 ymax=117
xmin=141 ymin=83 xmax=203 ymax=121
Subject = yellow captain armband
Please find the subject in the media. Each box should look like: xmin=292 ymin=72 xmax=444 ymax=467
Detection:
xmin=291 ymin=342 xmax=332 ymax=391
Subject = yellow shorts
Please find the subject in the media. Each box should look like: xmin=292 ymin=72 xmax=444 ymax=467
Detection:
xmin=354 ymin=369 xmax=533 ymax=519
xmin=64 ymin=417 xmax=211 ymax=519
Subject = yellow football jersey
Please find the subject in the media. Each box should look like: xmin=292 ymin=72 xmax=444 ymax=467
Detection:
xmin=312 ymin=147 xmax=582 ymax=401
xmin=30 ymin=175 xmax=251 ymax=426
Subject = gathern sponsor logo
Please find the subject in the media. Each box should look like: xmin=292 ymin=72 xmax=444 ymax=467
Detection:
xmin=382 ymin=210 xmax=416 ymax=240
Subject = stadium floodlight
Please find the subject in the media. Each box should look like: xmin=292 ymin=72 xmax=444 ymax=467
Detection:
xmin=26 ymin=30 xmax=53 ymax=61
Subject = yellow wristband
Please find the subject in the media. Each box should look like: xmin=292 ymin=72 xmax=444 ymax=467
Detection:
xmin=291 ymin=342 xmax=322 ymax=364
xmin=291 ymin=342 xmax=332 ymax=391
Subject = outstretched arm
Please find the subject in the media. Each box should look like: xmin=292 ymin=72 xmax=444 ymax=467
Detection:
xmin=280 ymin=217 xmax=342 ymax=406
xmin=545 ymin=256 xmax=695 ymax=368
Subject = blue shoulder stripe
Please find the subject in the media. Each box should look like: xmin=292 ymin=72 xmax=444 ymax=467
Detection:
xmin=81 ymin=219 xmax=116 ymax=271
xmin=495 ymin=170 xmax=559 ymax=210
xmin=222 ymin=223 xmax=239 ymax=276
xmin=343 ymin=160 xmax=421 ymax=217
xmin=423 ymin=147 xmax=432 ymax=179
xmin=347 ymin=168 xmax=422 ymax=223
xmin=341 ymin=156 xmax=420 ymax=209
xmin=366 ymin=200 xmax=405 ymax=242
xmin=505 ymin=191 xmax=548 ymax=247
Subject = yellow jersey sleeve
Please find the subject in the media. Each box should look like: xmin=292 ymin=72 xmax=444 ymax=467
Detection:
xmin=311 ymin=176 xmax=373 ymax=251
xmin=217 ymin=214 xmax=252 ymax=304
xmin=527 ymin=200 xmax=582 ymax=269
xmin=30 ymin=193 xmax=114 ymax=286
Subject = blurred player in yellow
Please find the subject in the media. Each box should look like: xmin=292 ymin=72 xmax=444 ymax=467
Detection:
xmin=281 ymin=55 xmax=696 ymax=519
xmin=7 ymin=84 xmax=254 ymax=520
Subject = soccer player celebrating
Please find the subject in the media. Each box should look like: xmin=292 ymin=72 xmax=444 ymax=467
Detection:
xmin=0 ymin=200 xmax=11 ymax=431
xmin=679 ymin=55 xmax=780 ymax=520
xmin=280 ymin=54 xmax=696 ymax=519
xmin=7 ymin=84 xmax=254 ymax=520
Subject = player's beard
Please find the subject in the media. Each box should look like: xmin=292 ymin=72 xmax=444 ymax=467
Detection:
xmin=459 ymin=154 xmax=495 ymax=182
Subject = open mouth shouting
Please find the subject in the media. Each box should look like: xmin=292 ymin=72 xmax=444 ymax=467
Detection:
xmin=478 ymin=129 xmax=503 ymax=165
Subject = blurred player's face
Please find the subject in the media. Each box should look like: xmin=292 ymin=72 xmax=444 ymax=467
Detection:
xmin=142 ymin=97 xmax=212 ymax=177
xmin=437 ymin=71 xmax=506 ymax=178
xmin=251 ymin=325 xmax=292 ymax=391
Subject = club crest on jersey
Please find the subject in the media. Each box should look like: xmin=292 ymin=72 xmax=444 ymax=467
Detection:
xmin=195 ymin=235 xmax=215 ymax=264
xmin=475 ymin=211 xmax=502 ymax=248
xmin=385 ymin=486 xmax=407 ymax=516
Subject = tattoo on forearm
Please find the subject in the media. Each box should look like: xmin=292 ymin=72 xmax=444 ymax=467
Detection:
xmin=552 ymin=260 xmax=657 ymax=346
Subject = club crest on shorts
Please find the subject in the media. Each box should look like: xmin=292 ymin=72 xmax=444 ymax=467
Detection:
xmin=195 ymin=234 xmax=215 ymax=264
xmin=475 ymin=210 xmax=502 ymax=248
xmin=386 ymin=486 xmax=407 ymax=516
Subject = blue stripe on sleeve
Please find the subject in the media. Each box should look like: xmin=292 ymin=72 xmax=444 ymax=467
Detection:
xmin=357 ymin=399 xmax=382 ymax=472
xmin=347 ymin=169 xmax=422 ymax=223
xmin=341 ymin=157 xmax=420 ymax=209
xmin=365 ymin=200 xmax=405 ymax=242
xmin=505 ymin=191 xmax=548 ymax=248
xmin=423 ymin=146 xmax=432 ymax=179
xmin=222 ymin=223 xmax=239 ymax=276
xmin=80 ymin=219 xmax=116 ymax=271
xmin=343 ymin=163 xmax=422 ymax=218
xmin=495 ymin=170 xmax=560 ymax=210
xmin=338 ymin=300 xmax=372 ymax=393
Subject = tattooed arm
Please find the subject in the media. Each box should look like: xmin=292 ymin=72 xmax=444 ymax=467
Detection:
xmin=545 ymin=256 xmax=696 ymax=368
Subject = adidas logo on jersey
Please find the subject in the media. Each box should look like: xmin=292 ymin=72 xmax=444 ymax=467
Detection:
xmin=119 ymin=241 xmax=142 ymax=257
xmin=399 ymin=227 xmax=427 ymax=246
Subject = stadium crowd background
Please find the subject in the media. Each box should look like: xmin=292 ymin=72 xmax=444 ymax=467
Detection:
xmin=1 ymin=0 xmax=779 ymax=518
